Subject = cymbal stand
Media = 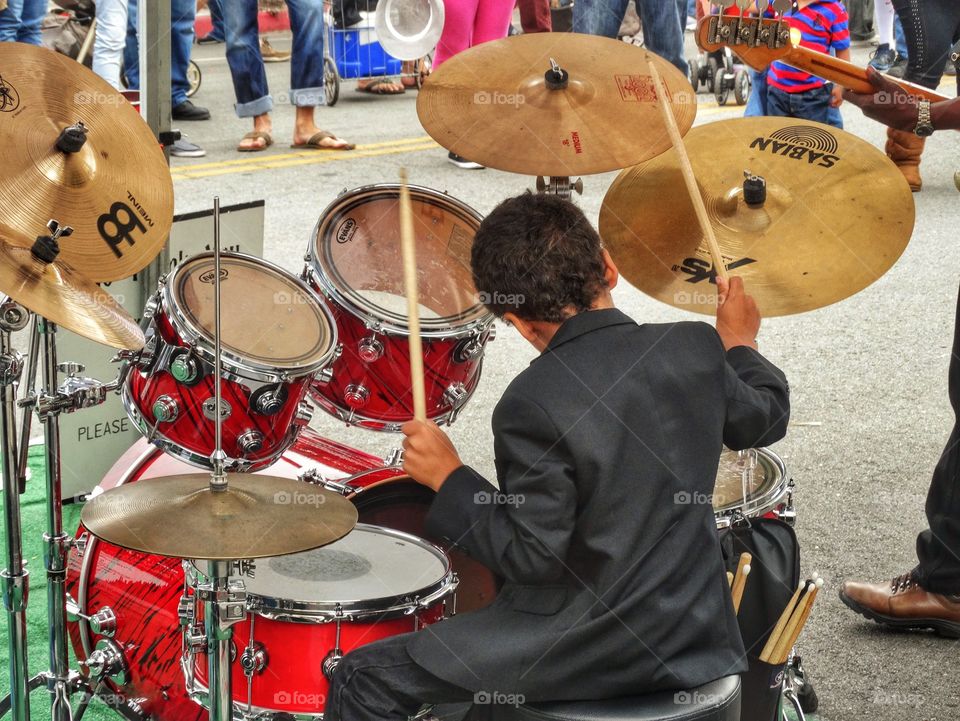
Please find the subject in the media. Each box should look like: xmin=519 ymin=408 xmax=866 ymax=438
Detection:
xmin=0 ymin=298 xmax=31 ymax=721
xmin=535 ymin=175 xmax=583 ymax=201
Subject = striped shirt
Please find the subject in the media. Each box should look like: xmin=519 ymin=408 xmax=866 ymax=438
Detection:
xmin=768 ymin=1 xmax=850 ymax=93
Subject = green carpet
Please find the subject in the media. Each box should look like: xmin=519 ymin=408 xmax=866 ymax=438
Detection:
xmin=0 ymin=445 xmax=115 ymax=720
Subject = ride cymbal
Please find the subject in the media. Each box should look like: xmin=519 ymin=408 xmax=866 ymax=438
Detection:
xmin=0 ymin=236 xmax=144 ymax=350
xmin=0 ymin=43 xmax=173 ymax=282
xmin=600 ymin=117 xmax=915 ymax=317
xmin=81 ymin=474 xmax=359 ymax=560
xmin=417 ymin=33 xmax=697 ymax=176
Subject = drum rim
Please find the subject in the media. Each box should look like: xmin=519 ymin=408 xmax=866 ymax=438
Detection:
xmin=165 ymin=251 xmax=338 ymax=376
xmin=191 ymin=523 xmax=455 ymax=618
xmin=713 ymin=447 xmax=789 ymax=524
xmin=306 ymin=183 xmax=493 ymax=339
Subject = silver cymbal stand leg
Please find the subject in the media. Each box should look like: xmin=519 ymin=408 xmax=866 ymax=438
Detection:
xmin=205 ymin=560 xmax=238 ymax=721
xmin=0 ymin=298 xmax=31 ymax=721
xmin=37 ymin=319 xmax=73 ymax=721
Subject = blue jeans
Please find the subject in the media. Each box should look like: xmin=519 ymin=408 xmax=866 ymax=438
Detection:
xmin=894 ymin=14 xmax=908 ymax=58
xmin=123 ymin=0 xmax=196 ymax=106
xmin=573 ymin=0 xmax=687 ymax=75
xmin=744 ymin=68 xmax=767 ymax=116
xmin=0 ymin=0 xmax=44 ymax=44
xmin=223 ymin=0 xmax=326 ymax=116
xmin=766 ymin=84 xmax=835 ymax=126
xmin=207 ymin=0 xmax=225 ymax=42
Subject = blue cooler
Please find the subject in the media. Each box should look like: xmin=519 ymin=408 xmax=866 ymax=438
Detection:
xmin=333 ymin=26 xmax=403 ymax=79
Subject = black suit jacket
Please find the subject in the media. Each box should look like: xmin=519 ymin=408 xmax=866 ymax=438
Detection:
xmin=407 ymin=308 xmax=790 ymax=700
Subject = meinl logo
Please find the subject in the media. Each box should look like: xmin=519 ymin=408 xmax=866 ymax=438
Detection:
xmin=749 ymin=125 xmax=840 ymax=168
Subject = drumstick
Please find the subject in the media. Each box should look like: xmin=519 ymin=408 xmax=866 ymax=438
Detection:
xmin=776 ymin=578 xmax=823 ymax=665
xmin=646 ymin=60 xmax=728 ymax=281
xmin=399 ymin=168 xmax=427 ymax=422
xmin=726 ymin=571 xmax=734 ymax=588
xmin=769 ymin=579 xmax=816 ymax=664
xmin=731 ymin=552 xmax=751 ymax=614
xmin=758 ymin=581 xmax=806 ymax=663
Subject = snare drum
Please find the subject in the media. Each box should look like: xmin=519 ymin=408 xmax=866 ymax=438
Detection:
xmin=304 ymin=184 xmax=494 ymax=430
xmin=122 ymin=252 xmax=337 ymax=471
xmin=713 ymin=447 xmax=794 ymax=528
xmin=185 ymin=524 xmax=457 ymax=718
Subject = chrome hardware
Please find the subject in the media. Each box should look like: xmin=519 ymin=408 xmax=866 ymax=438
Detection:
xmin=73 ymin=532 xmax=89 ymax=559
xmin=535 ymin=175 xmax=583 ymax=200
xmin=177 ymin=594 xmax=196 ymax=626
xmin=252 ymin=386 xmax=287 ymax=416
xmin=299 ymin=469 xmax=353 ymax=495
xmin=81 ymin=639 xmax=129 ymax=685
xmin=232 ymin=560 xmax=256 ymax=578
xmin=443 ymin=383 xmax=469 ymax=410
xmin=57 ymin=361 xmax=84 ymax=376
xmin=170 ymin=352 xmax=201 ymax=384
xmin=344 ymin=384 xmax=370 ymax=408
xmin=0 ymin=349 xmax=23 ymax=386
xmin=0 ymin=299 xmax=29 ymax=333
xmin=384 ymin=448 xmax=404 ymax=468
xmin=202 ymin=397 xmax=232 ymax=421
xmin=322 ymin=607 xmax=345 ymax=680
xmin=89 ymin=607 xmax=117 ymax=637
xmin=151 ymin=394 xmax=179 ymax=423
xmin=237 ymin=430 xmax=264 ymax=454
xmin=294 ymin=400 xmax=314 ymax=426
xmin=316 ymin=344 xmax=343 ymax=386
xmin=239 ymin=642 xmax=267 ymax=676
xmin=357 ymin=336 xmax=384 ymax=363
xmin=195 ymin=578 xmax=247 ymax=626
xmin=184 ymin=624 xmax=206 ymax=653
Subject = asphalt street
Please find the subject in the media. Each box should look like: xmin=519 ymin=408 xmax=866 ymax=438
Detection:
xmin=161 ymin=28 xmax=959 ymax=721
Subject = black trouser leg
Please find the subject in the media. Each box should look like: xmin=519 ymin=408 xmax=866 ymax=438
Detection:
xmin=914 ymin=281 xmax=960 ymax=595
xmin=325 ymin=633 xmax=476 ymax=721
xmin=893 ymin=0 xmax=960 ymax=90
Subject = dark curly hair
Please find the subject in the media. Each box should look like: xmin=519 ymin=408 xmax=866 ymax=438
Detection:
xmin=471 ymin=193 xmax=608 ymax=323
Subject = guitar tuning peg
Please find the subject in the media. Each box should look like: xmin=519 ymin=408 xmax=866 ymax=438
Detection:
xmin=770 ymin=0 xmax=793 ymax=13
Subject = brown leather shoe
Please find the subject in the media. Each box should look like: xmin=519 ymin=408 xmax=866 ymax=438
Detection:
xmin=840 ymin=572 xmax=960 ymax=638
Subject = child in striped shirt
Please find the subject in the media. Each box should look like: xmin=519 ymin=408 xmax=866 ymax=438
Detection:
xmin=766 ymin=0 xmax=851 ymax=126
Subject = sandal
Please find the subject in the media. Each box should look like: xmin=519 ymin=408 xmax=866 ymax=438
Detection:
xmin=356 ymin=77 xmax=405 ymax=95
xmin=290 ymin=131 xmax=355 ymax=151
xmin=237 ymin=130 xmax=273 ymax=152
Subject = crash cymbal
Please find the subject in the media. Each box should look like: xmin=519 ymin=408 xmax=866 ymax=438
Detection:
xmin=0 ymin=235 xmax=144 ymax=350
xmin=417 ymin=33 xmax=696 ymax=176
xmin=0 ymin=43 xmax=172 ymax=282
xmin=81 ymin=474 xmax=359 ymax=560
xmin=600 ymin=117 xmax=915 ymax=317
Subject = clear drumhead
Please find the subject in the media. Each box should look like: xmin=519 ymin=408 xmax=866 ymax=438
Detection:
xmin=241 ymin=524 xmax=450 ymax=610
xmin=713 ymin=447 xmax=787 ymax=518
xmin=311 ymin=185 xmax=490 ymax=335
xmin=169 ymin=253 xmax=334 ymax=372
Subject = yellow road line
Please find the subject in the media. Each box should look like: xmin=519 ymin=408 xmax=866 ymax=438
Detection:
xmin=172 ymin=140 xmax=440 ymax=180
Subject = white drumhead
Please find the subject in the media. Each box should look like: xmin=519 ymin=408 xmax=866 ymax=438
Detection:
xmin=242 ymin=524 xmax=449 ymax=605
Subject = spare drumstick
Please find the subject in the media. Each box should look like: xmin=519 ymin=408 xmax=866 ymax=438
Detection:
xmin=731 ymin=552 xmax=751 ymax=615
xmin=646 ymin=60 xmax=728 ymax=281
xmin=776 ymin=578 xmax=823 ymax=665
xmin=769 ymin=580 xmax=816 ymax=664
xmin=399 ymin=168 xmax=427 ymax=422
xmin=726 ymin=571 xmax=734 ymax=588
xmin=759 ymin=581 xmax=806 ymax=664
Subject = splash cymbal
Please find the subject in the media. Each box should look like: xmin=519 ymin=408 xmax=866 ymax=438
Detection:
xmin=81 ymin=474 xmax=359 ymax=560
xmin=600 ymin=117 xmax=915 ymax=317
xmin=0 ymin=43 xmax=173 ymax=282
xmin=417 ymin=33 xmax=697 ymax=176
xmin=0 ymin=235 xmax=144 ymax=350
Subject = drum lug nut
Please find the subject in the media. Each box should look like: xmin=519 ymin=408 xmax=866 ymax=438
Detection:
xmin=81 ymin=639 xmax=128 ymax=685
xmin=177 ymin=594 xmax=196 ymax=626
xmin=344 ymin=384 xmax=370 ymax=408
xmin=240 ymin=642 xmax=268 ymax=677
xmin=184 ymin=625 xmax=206 ymax=653
xmin=202 ymin=397 xmax=232 ymax=421
xmin=252 ymin=385 xmax=287 ymax=416
xmin=358 ymin=336 xmax=384 ymax=363
xmin=89 ymin=606 xmax=117 ymax=637
xmin=443 ymin=383 xmax=469 ymax=409
xmin=152 ymin=395 xmax=179 ymax=423
xmin=170 ymin=352 xmax=202 ymax=385
xmin=322 ymin=650 xmax=343 ymax=680
xmin=294 ymin=400 xmax=314 ymax=427
xmin=237 ymin=430 xmax=265 ymax=455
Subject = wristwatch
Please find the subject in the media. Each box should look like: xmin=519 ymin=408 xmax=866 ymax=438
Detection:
xmin=915 ymin=99 xmax=935 ymax=137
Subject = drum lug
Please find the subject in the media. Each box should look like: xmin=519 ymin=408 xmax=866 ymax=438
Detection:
xmin=294 ymin=400 xmax=314 ymax=427
xmin=70 ymin=602 xmax=117 ymax=637
xmin=780 ymin=479 xmax=797 ymax=525
xmin=453 ymin=336 xmax=484 ymax=363
xmin=383 ymin=448 xmax=404 ymax=468
xmin=315 ymin=344 xmax=341 ymax=385
xmin=239 ymin=641 xmax=268 ymax=677
xmin=443 ymin=383 xmax=469 ymax=421
xmin=237 ymin=429 xmax=265 ymax=455
xmin=72 ymin=531 xmax=89 ymax=560
xmin=358 ymin=335 xmax=384 ymax=363
xmin=251 ymin=384 xmax=288 ymax=416
xmin=344 ymin=383 xmax=370 ymax=408
xmin=151 ymin=394 xmax=179 ymax=424
xmin=80 ymin=639 xmax=129 ymax=686
xmin=177 ymin=594 xmax=196 ymax=626
xmin=184 ymin=624 xmax=207 ymax=654
xmin=170 ymin=350 xmax=203 ymax=385
xmin=322 ymin=606 xmax=345 ymax=680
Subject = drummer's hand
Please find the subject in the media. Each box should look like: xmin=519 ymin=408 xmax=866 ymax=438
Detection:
xmin=716 ymin=276 xmax=760 ymax=351
xmin=401 ymin=420 xmax=463 ymax=492
xmin=842 ymin=67 xmax=919 ymax=131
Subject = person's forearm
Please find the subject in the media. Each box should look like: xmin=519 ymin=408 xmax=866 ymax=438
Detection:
xmin=931 ymin=97 xmax=960 ymax=132
xmin=836 ymin=47 xmax=851 ymax=62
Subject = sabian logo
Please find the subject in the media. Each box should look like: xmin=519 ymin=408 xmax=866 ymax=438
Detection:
xmin=336 ymin=218 xmax=357 ymax=244
xmin=750 ymin=125 xmax=840 ymax=168
xmin=0 ymin=74 xmax=19 ymax=113
xmin=674 ymin=256 xmax=757 ymax=283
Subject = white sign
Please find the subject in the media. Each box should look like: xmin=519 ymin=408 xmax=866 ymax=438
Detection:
xmin=56 ymin=201 xmax=265 ymax=497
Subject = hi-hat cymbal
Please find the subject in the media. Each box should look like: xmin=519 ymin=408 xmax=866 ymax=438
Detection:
xmin=0 ymin=236 xmax=144 ymax=350
xmin=81 ymin=474 xmax=359 ymax=560
xmin=417 ymin=33 xmax=697 ymax=176
xmin=600 ymin=117 xmax=915 ymax=317
xmin=0 ymin=43 xmax=173 ymax=282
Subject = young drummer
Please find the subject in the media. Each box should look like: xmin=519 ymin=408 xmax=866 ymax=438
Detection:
xmin=325 ymin=193 xmax=791 ymax=720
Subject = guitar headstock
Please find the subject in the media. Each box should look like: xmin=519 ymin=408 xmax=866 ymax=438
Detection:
xmin=695 ymin=16 xmax=797 ymax=71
